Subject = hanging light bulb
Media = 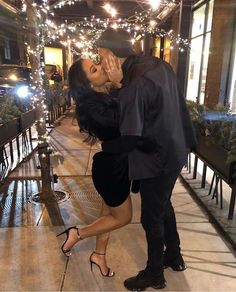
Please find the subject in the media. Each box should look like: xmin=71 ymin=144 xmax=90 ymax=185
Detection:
xmin=149 ymin=0 xmax=161 ymax=11
xmin=149 ymin=20 xmax=157 ymax=27
xmin=102 ymin=3 xmax=117 ymax=17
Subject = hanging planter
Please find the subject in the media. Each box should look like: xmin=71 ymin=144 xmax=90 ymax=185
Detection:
xmin=20 ymin=109 xmax=36 ymax=131
xmin=0 ymin=118 xmax=20 ymax=147
xmin=195 ymin=135 xmax=236 ymax=185
xmin=187 ymin=101 xmax=236 ymax=184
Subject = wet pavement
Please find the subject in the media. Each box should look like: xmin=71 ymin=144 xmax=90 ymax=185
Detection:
xmin=0 ymin=109 xmax=235 ymax=291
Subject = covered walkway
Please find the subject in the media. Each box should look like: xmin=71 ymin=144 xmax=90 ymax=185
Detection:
xmin=0 ymin=109 xmax=235 ymax=291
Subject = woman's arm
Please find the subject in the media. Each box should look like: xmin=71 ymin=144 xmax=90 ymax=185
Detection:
xmin=102 ymin=135 xmax=140 ymax=153
xmin=104 ymin=56 xmax=123 ymax=88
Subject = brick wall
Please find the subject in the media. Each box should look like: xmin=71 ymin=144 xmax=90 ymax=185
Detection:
xmin=169 ymin=10 xmax=180 ymax=73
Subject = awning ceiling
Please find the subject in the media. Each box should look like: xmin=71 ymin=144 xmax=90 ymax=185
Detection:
xmin=49 ymin=0 xmax=181 ymax=25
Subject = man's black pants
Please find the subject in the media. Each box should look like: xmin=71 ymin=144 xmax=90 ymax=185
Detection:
xmin=139 ymin=169 xmax=181 ymax=276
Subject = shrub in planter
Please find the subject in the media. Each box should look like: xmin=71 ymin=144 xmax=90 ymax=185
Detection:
xmin=0 ymin=94 xmax=32 ymax=125
xmin=43 ymin=78 xmax=66 ymax=110
xmin=20 ymin=109 xmax=36 ymax=131
xmin=0 ymin=118 xmax=20 ymax=146
xmin=186 ymin=101 xmax=236 ymax=183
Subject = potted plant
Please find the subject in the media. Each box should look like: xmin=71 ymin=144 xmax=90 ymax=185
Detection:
xmin=0 ymin=95 xmax=21 ymax=146
xmin=186 ymin=101 xmax=236 ymax=184
xmin=0 ymin=94 xmax=35 ymax=146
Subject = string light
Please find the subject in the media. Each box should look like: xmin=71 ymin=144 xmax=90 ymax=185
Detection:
xmin=17 ymin=0 xmax=189 ymax=147
xmin=149 ymin=20 xmax=157 ymax=27
xmin=51 ymin=15 xmax=190 ymax=57
xmin=22 ymin=0 xmax=190 ymax=73
xmin=149 ymin=0 xmax=161 ymax=11
xmin=19 ymin=0 xmax=54 ymax=148
xmin=52 ymin=0 xmax=81 ymax=9
xmin=102 ymin=3 xmax=117 ymax=18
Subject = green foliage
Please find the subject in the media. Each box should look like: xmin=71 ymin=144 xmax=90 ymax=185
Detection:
xmin=186 ymin=100 xmax=207 ymax=136
xmin=0 ymin=6 xmax=16 ymax=19
xmin=186 ymin=101 xmax=236 ymax=163
xmin=227 ymin=124 xmax=236 ymax=164
xmin=43 ymin=78 xmax=66 ymax=110
xmin=0 ymin=78 xmax=67 ymax=124
xmin=0 ymin=94 xmax=31 ymax=125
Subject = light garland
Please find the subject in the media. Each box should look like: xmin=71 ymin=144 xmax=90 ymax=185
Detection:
xmin=149 ymin=0 xmax=161 ymax=11
xmin=22 ymin=0 xmax=189 ymax=72
xmin=102 ymin=3 xmax=117 ymax=18
xmin=46 ymin=1 xmax=188 ymax=57
xmin=21 ymin=0 xmax=52 ymax=148
xmin=17 ymin=0 xmax=188 ymax=150
xmin=52 ymin=0 xmax=81 ymax=9
xmin=50 ymin=16 xmax=190 ymax=57
xmin=21 ymin=1 xmax=189 ymax=59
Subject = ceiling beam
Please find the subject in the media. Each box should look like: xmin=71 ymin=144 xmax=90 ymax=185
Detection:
xmin=84 ymin=0 xmax=138 ymax=1
xmin=50 ymin=0 xmax=138 ymax=9
xmin=50 ymin=0 xmax=65 ymax=8
xmin=0 ymin=0 xmax=18 ymax=13
xmin=86 ymin=0 xmax=93 ymax=9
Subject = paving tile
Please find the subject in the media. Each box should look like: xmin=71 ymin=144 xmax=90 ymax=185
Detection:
xmin=53 ymin=150 xmax=92 ymax=176
xmin=9 ymin=153 xmax=41 ymax=178
xmin=181 ymin=170 xmax=236 ymax=249
xmin=0 ymin=110 xmax=235 ymax=291
xmin=0 ymin=227 xmax=64 ymax=291
xmin=63 ymin=225 xmax=146 ymax=291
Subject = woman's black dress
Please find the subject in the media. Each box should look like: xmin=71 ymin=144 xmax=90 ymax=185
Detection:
xmin=76 ymin=91 xmax=131 ymax=207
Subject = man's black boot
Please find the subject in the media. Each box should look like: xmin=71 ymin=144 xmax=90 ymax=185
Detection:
xmin=124 ymin=270 xmax=166 ymax=291
xmin=164 ymin=254 xmax=187 ymax=271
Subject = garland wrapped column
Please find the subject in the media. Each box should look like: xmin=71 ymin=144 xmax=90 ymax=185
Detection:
xmin=26 ymin=0 xmax=66 ymax=203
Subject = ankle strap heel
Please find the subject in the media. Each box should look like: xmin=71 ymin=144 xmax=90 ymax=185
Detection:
xmin=93 ymin=251 xmax=105 ymax=256
xmin=89 ymin=251 xmax=115 ymax=277
xmin=57 ymin=226 xmax=82 ymax=257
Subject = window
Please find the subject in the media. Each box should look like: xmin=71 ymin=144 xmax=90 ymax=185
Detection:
xmin=4 ymin=37 xmax=11 ymax=60
xmin=152 ymin=36 xmax=171 ymax=63
xmin=186 ymin=0 xmax=214 ymax=103
xmin=229 ymin=43 xmax=236 ymax=112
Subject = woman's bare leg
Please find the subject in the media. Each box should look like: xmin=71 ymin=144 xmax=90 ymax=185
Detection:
xmin=62 ymin=196 xmax=132 ymax=252
xmin=91 ymin=202 xmax=113 ymax=276
xmin=95 ymin=201 xmax=110 ymax=254
xmin=81 ymin=196 xmax=132 ymax=237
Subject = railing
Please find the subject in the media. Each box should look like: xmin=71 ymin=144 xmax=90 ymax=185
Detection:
xmin=186 ymin=136 xmax=236 ymax=220
xmin=0 ymin=109 xmax=36 ymax=183
xmin=0 ymin=98 xmax=71 ymax=183
xmin=47 ymin=103 xmax=67 ymax=125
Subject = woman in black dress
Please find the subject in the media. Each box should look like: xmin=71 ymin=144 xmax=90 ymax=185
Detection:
xmin=57 ymin=57 xmax=134 ymax=277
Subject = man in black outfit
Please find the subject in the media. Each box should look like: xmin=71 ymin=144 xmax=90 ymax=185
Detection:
xmin=97 ymin=28 xmax=196 ymax=291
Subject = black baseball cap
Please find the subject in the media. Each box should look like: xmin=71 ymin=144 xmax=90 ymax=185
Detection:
xmin=96 ymin=28 xmax=135 ymax=57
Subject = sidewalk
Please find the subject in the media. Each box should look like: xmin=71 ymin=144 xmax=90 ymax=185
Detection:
xmin=0 ymin=109 xmax=235 ymax=291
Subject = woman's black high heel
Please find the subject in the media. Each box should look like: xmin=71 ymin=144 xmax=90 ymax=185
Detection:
xmin=89 ymin=251 xmax=115 ymax=277
xmin=56 ymin=226 xmax=81 ymax=257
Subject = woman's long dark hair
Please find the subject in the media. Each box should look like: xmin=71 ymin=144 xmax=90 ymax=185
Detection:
xmin=68 ymin=59 xmax=93 ymax=103
xmin=68 ymin=59 xmax=99 ymax=144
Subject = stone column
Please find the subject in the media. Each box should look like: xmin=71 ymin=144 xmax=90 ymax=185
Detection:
xmin=67 ymin=38 xmax=72 ymax=69
xmin=26 ymin=0 xmax=54 ymax=201
xmin=176 ymin=0 xmax=193 ymax=95
xmin=144 ymin=34 xmax=152 ymax=56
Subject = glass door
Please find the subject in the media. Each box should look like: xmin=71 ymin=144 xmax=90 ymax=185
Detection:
xmin=186 ymin=0 xmax=214 ymax=103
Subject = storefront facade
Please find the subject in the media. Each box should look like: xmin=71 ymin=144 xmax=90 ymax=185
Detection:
xmin=186 ymin=0 xmax=214 ymax=104
xmin=0 ymin=2 xmax=26 ymax=65
xmin=184 ymin=0 xmax=236 ymax=110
